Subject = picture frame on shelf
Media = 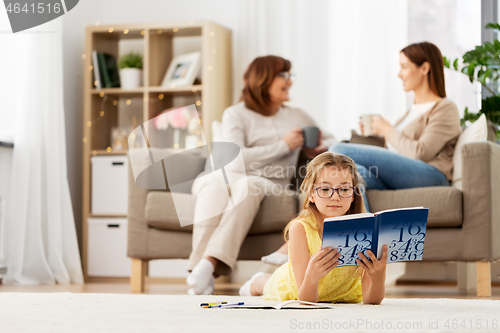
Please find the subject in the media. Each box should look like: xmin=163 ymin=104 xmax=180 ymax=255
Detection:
xmin=161 ymin=52 xmax=201 ymax=88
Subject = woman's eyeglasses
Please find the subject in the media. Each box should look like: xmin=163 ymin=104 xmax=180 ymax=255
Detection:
xmin=276 ymin=71 xmax=294 ymax=81
xmin=313 ymin=186 xmax=355 ymax=199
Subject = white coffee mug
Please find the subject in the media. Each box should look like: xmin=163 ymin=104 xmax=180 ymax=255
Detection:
xmin=361 ymin=114 xmax=378 ymax=136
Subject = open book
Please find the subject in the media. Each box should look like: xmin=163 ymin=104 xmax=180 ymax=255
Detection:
xmin=221 ymin=300 xmax=336 ymax=310
xmin=321 ymin=206 xmax=429 ymax=267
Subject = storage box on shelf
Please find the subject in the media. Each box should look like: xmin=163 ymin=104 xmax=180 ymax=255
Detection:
xmin=87 ymin=218 xmax=130 ymax=277
xmin=91 ymin=155 xmax=128 ymax=215
xmin=82 ymin=21 xmax=232 ymax=279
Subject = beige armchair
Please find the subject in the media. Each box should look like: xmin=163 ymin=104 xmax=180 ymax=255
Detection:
xmin=128 ymin=142 xmax=500 ymax=296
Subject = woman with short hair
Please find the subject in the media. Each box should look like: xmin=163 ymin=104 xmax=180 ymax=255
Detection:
xmin=186 ymin=55 xmax=336 ymax=295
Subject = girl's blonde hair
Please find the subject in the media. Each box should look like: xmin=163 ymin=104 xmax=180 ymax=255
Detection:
xmin=283 ymin=152 xmax=366 ymax=242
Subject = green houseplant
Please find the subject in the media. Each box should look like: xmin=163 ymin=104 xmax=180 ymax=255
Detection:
xmin=118 ymin=52 xmax=143 ymax=89
xmin=444 ymin=23 xmax=500 ymax=141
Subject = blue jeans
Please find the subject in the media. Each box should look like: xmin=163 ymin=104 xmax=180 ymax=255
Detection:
xmin=328 ymin=143 xmax=450 ymax=212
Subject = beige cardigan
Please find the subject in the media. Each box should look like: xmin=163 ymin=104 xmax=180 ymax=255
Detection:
xmin=385 ymin=98 xmax=462 ymax=181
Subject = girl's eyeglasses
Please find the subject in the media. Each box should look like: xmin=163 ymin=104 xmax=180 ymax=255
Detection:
xmin=276 ymin=71 xmax=294 ymax=81
xmin=313 ymin=186 xmax=355 ymax=199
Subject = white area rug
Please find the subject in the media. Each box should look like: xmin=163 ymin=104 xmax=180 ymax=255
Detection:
xmin=0 ymin=293 xmax=499 ymax=332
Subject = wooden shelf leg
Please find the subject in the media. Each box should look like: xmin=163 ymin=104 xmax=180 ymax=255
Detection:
xmin=476 ymin=261 xmax=491 ymax=297
xmin=131 ymin=258 xmax=147 ymax=293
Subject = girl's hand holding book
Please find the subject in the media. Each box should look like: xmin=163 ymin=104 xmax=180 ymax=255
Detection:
xmin=356 ymin=245 xmax=388 ymax=283
xmin=304 ymin=247 xmax=341 ymax=282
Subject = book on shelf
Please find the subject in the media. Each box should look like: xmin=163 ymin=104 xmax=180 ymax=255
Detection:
xmin=321 ymin=206 xmax=429 ymax=267
xmin=221 ymin=300 xmax=336 ymax=310
xmin=91 ymin=51 xmax=103 ymax=89
xmin=92 ymin=52 xmax=121 ymax=89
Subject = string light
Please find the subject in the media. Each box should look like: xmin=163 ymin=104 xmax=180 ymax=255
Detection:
xmin=89 ymin=65 xmax=93 ymax=71
xmin=108 ymin=28 xmax=114 ymax=33
xmin=198 ymin=141 xmax=203 ymax=146
xmin=92 ymin=150 xmax=97 ymax=156
xmin=174 ymin=143 xmax=179 ymax=149
xmin=196 ymin=130 xmax=201 ymax=136
xmin=158 ymin=94 xmax=164 ymax=100
xmin=124 ymin=29 xmax=129 ymax=34
xmin=100 ymin=111 xmax=105 ymax=117
xmin=113 ymin=100 xmax=118 ymax=106
xmin=83 ymin=137 xmax=87 ymax=143
xmin=173 ymin=27 xmax=179 ymax=32
xmin=94 ymin=80 xmax=99 ymax=86
xmin=157 ymin=29 xmax=163 ymax=34
xmin=87 ymin=121 xmax=92 ymax=127
xmin=140 ymin=30 xmax=145 ymax=35
xmin=209 ymin=31 xmax=215 ymax=37
xmin=107 ymin=147 xmax=112 ymax=152
xmin=192 ymin=88 xmax=197 ymax=92
xmin=126 ymin=99 xmax=132 ymax=105
xmin=143 ymin=96 xmax=149 ymax=102
xmin=196 ymin=100 xmax=201 ymax=106
xmin=99 ymin=92 xmax=105 ymax=97
xmin=82 ymin=54 xmax=87 ymax=60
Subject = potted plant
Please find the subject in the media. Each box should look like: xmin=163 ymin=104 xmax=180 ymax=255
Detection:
xmin=444 ymin=23 xmax=500 ymax=142
xmin=118 ymin=52 xmax=143 ymax=89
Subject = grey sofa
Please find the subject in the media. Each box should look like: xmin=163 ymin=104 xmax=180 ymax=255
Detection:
xmin=127 ymin=142 xmax=500 ymax=296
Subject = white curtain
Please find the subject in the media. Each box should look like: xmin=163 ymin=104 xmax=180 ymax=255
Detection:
xmin=1 ymin=18 xmax=83 ymax=284
xmin=235 ymin=0 xmax=408 ymax=141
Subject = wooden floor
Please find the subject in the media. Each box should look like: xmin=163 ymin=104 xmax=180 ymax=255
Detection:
xmin=1 ymin=279 xmax=500 ymax=300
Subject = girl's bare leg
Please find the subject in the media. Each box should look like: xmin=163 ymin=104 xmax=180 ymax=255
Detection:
xmin=250 ymin=273 xmax=272 ymax=296
xmin=276 ymin=243 xmax=288 ymax=254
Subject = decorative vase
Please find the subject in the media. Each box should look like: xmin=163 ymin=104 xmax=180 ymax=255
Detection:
xmin=173 ymin=128 xmax=187 ymax=149
xmin=120 ymin=68 xmax=143 ymax=89
xmin=185 ymin=135 xmax=199 ymax=150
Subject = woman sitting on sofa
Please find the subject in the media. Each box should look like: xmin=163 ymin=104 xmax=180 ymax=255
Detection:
xmin=263 ymin=41 xmax=462 ymax=266
xmin=186 ymin=55 xmax=336 ymax=294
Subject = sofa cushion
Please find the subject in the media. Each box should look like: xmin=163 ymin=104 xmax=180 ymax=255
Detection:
xmin=367 ymin=187 xmax=463 ymax=227
xmin=145 ymin=190 xmax=300 ymax=234
xmin=248 ymin=191 xmax=300 ymax=234
xmin=146 ymin=191 xmax=195 ymax=232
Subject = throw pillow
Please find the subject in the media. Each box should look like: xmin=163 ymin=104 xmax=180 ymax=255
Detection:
xmin=451 ymin=114 xmax=487 ymax=189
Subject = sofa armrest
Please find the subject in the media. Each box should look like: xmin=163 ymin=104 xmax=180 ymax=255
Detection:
xmin=127 ymin=157 xmax=150 ymax=258
xmin=461 ymin=141 xmax=500 ymax=261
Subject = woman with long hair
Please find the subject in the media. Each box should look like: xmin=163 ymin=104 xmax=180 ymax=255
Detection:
xmin=329 ymin=41 xmax=462 ymax=211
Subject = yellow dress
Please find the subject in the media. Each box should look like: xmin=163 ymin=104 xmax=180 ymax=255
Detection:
xmin=263 ymin=218 xmax=364 ymax=303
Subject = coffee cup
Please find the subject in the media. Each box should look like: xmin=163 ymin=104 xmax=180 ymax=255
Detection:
xmin=360 ymin=114 xmax=378 ymax=136
xmin=302 ymin=126 xmax=320 ymax=148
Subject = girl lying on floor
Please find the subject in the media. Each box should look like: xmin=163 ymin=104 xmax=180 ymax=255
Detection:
xmin=240 ymin=152 xmax=388 ymax=304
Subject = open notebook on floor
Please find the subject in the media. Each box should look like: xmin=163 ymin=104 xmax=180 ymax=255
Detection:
xmin=221 ymin=300 xmax=336 ymax=310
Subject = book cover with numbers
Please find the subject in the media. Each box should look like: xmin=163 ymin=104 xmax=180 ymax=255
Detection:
xmin=321 ymin=207 xmax=429 ymax=267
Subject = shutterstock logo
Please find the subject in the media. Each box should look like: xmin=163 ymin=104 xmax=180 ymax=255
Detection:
xmin=4 ymin=0 xmax=79 ymax=33
xmin=128 ymin=104 xmax=248 ymax=227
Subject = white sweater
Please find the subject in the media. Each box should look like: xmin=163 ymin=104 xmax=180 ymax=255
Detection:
xmin=222 ymin=102 xmax=337 ymax=187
